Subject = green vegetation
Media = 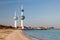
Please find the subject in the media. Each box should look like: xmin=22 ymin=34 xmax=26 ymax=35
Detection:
xmin=0 ymin=25 xmax=58 ymax=30
xmin=0 ymin=25 xmax=14 ymax=29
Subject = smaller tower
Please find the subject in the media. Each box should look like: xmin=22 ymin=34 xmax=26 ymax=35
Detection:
xmin=14 ymin=11 xmax=18 ymax=28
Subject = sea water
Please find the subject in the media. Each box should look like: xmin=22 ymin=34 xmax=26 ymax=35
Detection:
xmin=23 ymin=30 xmax=60 ymax=40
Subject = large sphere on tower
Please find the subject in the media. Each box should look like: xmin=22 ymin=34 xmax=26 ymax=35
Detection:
xmin=21 ymin=15 xmax=25 ymax=20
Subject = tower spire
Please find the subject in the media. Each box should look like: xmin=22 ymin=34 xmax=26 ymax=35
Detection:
xmin=21 ymin=4 xmax=23 ymax=9
xmin=14 ymin=11 xmax=16 ymax=16
xmin=21 ymin=4 xmax=24 ymax=16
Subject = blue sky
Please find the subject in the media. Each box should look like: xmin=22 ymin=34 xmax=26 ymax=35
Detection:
xmin=0 ymin=0 xmax=60 ymax=27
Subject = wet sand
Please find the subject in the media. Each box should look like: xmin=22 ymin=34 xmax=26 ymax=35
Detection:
xmin=0 ymin=29 xmax=30 ymax=40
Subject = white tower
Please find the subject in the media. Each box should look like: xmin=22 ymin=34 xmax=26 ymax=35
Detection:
xmin=14 ymin=11 xmax=18 ymax=28
xmin=20 ymin=5 xmax=25 ymax=29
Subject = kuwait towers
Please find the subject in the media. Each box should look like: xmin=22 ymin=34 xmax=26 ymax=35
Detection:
xmin=20 ymin=4 xmax=25 ymax=29
xmin=14 ymin=11 xmax=18 ymax=28
xmin=13 ymin=4 xmax=25 ymax=29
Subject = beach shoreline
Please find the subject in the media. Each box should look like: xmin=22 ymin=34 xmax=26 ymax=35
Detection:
xmin=0 ymin=29 xmax=31 ymax=40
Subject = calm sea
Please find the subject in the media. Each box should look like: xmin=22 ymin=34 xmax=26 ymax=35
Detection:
xmin=23 ymin=30 xmax=60 ymax=40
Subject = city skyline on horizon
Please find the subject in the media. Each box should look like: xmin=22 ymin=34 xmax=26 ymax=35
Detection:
xmin=0 ymin=0 xmax=60 ymax=28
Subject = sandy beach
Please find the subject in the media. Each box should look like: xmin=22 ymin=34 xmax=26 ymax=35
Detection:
xmin=0 ymin=29 xmax=30 ymax=40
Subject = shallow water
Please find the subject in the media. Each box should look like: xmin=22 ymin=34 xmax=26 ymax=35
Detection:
xmin=23 ymin=30 xmax=60 ymax=40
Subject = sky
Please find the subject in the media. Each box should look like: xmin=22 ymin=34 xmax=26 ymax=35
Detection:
xmin=0 ymin=0 xmax=60 ymax=27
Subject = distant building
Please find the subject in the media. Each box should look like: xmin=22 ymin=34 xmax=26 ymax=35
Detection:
xmin=47 ymin=27 xmax=54 ymax=30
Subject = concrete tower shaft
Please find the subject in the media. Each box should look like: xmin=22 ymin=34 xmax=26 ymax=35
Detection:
xmin=14 ymin=11 xmax=18 ymax=28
